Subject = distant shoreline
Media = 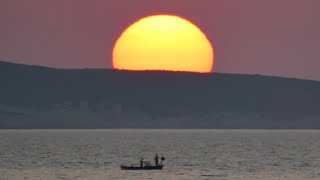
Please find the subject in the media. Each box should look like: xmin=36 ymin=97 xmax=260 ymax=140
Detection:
xmin=1 ymin=61 xmax=320 ymax=129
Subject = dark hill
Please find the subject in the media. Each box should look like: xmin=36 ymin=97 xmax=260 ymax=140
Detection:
xmin=0 ymin=61 xmax=319 ymax=129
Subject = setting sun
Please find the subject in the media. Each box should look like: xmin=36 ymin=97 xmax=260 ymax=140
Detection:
xmin=112 ymin=15 xmax=214 ymax=73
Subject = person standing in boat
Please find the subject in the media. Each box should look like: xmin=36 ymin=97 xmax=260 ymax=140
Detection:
xmin=154 ymin=153 xmax=159 ymax=166
xmin=140 ymin=158 xmax=144 ymax=167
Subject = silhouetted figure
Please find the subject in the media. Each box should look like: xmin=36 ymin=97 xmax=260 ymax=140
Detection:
xmin=140 ymin=158 xmax=144 ymax=167
xmin=155 ymin=153 xmax=159 ymax=166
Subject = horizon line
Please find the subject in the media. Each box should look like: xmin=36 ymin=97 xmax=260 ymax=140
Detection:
xmin=0 ymin=59 xmax=318 ymax=82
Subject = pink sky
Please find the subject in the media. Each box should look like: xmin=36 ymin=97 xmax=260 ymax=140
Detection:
xmin=1 ymin=0 xmax=320 ymax=80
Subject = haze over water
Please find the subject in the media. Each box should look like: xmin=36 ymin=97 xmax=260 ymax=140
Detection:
xmin=1 ymin=129 xmax=319 ymax=180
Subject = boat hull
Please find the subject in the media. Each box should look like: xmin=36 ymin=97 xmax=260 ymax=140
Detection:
xmin=120 ymin=165 xmax=163 ymax=170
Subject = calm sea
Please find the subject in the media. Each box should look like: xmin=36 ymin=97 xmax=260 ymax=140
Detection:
xmin=0 ymin=129 xmax=319 ymax=180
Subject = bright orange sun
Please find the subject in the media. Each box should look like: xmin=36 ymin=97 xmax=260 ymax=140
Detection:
xmin=112 ymin=15 xmax=214 ymax=73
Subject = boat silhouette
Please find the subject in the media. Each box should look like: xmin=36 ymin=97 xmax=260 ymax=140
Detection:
xmin=121 ymin=155 xmax=165 ymax=170
xmin=120 ymin=164 xmax=163 ymax=170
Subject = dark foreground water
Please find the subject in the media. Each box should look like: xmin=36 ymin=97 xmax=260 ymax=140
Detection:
xmin=0 ymin=129 xmax=320 ymax=180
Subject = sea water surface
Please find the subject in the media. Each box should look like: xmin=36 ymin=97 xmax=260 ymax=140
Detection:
xmin=0 ymin=129 xmax=320 ymax=180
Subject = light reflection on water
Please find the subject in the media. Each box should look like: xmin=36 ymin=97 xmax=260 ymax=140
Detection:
xmin=0 ymin=129 xmax=320 ymax=180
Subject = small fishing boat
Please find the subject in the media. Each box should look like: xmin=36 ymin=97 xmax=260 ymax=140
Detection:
xmin=121 ymin=155 xmax=165 ymax=170
xmin=120 ymin=164 xmax=163 ymax=170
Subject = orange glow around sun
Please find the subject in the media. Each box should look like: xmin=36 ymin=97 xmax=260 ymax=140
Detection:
xmin=112 ymin=15 xmax=214 ymax=73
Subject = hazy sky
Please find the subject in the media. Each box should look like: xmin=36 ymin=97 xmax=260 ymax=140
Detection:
xmin=1 ymin=0 xmax=320 ymax=80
